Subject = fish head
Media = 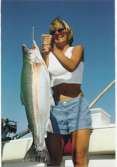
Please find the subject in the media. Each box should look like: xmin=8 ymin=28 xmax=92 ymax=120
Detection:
xmin=22 ymin=41 xmax=45 ymax=64
xmin=22 ymin=44 xmax=37 ymax=62
xmin=22 ymin=44 xmax=29 ymax=55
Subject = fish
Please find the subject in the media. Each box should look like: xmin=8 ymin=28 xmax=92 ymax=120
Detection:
xmin=20 ymin=40 xmax=53 ymax=161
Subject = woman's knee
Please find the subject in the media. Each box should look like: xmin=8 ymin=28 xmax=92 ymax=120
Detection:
xmin=72 ymin=149 xmax=88 ymax=166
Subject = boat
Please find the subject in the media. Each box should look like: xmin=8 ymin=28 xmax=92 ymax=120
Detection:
xmin=2 ymin=80 xmax=115 ymax=167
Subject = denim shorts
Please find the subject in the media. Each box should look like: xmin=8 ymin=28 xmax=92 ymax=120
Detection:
xmin=50 ymin=96 xmax=92 ymax=134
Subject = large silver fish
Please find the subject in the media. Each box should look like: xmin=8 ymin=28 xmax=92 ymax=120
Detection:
xmin=21 ymin=40 xmax=53 ymax=161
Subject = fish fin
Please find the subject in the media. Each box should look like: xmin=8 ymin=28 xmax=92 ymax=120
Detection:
xmin=24 ymin=143 xmax=36 ymax=162
xmin=20 ymin=91 xmax=25 ymax=105
xmin=49 ymin=89 xmax=55 ymax=106
xmin=46 ymin=119 xmax=53 ymax=133
xmin=24 ymin=143 xmax=48 ymax=162
xmin=22 ymin=44 xmax=29 ymax=52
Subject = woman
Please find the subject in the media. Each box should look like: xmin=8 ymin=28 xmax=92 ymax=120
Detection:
xmin=42 ymin=17 xmax=92 ymax=167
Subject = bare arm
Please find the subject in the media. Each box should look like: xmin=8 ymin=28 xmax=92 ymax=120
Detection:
xmin=52 ymin=45 xmax=84 ymax=72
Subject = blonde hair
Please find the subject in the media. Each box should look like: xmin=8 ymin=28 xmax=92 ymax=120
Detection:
xmin=49 ymin=17 xmax=73 ymax=45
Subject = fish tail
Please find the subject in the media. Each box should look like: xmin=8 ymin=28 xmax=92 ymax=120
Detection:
xmin=24 ymin=143 xmax=48 ymax=162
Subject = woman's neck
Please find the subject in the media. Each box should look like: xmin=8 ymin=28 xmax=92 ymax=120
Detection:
xmin=55 ymin=44 xmax=70 ymax=51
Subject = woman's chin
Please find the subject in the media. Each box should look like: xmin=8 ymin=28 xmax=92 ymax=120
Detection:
xmin=55 ymin=40 xmax=66 ymax=47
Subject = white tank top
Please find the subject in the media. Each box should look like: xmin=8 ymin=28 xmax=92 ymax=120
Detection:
xmin=48 ymin=46 xmax=84 ymax=87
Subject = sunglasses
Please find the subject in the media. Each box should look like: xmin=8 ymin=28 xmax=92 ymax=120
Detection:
xmin=50 ymin=28 xmax=66 ymax=35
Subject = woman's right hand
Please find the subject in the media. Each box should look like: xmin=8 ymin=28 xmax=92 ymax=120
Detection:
xmin=41 ymin=44 xmax=52 ymax=55
xmin=41 ymin=34 xmax=52 ymax=55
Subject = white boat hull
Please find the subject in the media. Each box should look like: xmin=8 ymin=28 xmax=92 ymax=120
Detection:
xmin=2 ymin=126 xmax=115 ymax=167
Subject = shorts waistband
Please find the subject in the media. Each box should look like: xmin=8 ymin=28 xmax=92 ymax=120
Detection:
xmin=55 ymin=95 xmax=83 ymax=105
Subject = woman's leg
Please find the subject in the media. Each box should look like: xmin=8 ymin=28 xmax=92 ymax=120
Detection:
xmin=45 ymin=132 xmax=64 ymax=166
xmin=72 ymin=129 xmax=91 ymax=167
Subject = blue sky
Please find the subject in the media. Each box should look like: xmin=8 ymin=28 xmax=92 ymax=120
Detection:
xmin=2 ymin=0 xmax=115 ymax=133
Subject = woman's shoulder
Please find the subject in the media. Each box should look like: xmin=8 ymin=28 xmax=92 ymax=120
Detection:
xmin=72 ymin=44 xmax=84 ymax=54
xmin=73 ymin=44 xmax=84 ymax=50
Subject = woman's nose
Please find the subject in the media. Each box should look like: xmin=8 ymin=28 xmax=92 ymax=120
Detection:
xmin=55 ymin=30 xmax=59 ymax=35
